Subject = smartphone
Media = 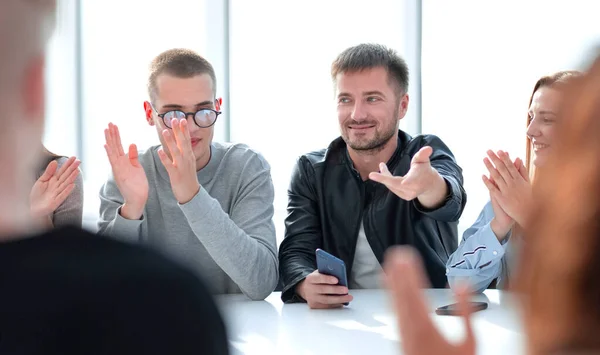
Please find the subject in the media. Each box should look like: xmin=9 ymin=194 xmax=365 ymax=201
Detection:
xmin=315 ymin=248 xmax=349 ymax=305
xmin=435 ymin=301 xmax=488 ymax=316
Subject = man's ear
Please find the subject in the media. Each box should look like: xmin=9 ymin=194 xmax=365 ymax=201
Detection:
xmin=398 ymin=94 xmax=409 ymax=120
xmin=216 ymin=97 xmax=223 ymax=111
xmin=144 ymin=101 xmax=155 ymax=126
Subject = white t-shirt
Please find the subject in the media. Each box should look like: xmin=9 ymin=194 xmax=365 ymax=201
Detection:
xmin=349 ymin=221 xmax=383 ymax=289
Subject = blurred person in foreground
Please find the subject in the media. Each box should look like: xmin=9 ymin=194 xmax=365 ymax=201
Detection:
xmin=385 ymin=51 xmax=600 ymax=355
xmin=0 ymin=1 xmax=228 ymax=354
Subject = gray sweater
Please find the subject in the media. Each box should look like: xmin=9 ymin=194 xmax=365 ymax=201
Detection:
xmin=36 ymin=157 xmax=84 ymax=228
xmin=98 ymin=142 xmax=278 ymax=300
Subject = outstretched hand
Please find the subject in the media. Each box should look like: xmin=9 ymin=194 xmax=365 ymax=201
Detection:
xmin=369 ymin=146 xmax=448 ymax=208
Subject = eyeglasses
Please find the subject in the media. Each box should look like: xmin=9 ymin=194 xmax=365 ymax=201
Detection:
xmin=153 ymin=106 xmax=221 ymax=129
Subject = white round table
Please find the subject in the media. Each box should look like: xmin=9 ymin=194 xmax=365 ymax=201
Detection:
xmin=217 ymin=289 xmax=525 ymax=355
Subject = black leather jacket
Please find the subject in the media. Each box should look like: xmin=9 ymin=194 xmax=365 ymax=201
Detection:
xmin=279 ymin=131 xmax=466 ymax=302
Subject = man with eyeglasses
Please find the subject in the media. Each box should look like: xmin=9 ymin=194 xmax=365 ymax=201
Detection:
xmin=98 ymin=49 xmax=278 ymax=300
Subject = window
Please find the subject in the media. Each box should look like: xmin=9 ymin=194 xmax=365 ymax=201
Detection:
xmin=45 ymin=0 xmax=600 ymax=238
xmin=422 ymin=0 xmax=600 ymax=233
xmin=230 ymin=0 xmax=418 ymax=242
xmin=44 ymin=0 xmax=78 ymax=158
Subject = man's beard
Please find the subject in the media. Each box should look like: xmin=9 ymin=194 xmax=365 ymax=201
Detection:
xmin=343 ymin=110 xmax=399 ymax=154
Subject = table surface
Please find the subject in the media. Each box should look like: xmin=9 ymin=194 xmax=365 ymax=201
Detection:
xmin=217 ymin=289 xmax=525 ymax=355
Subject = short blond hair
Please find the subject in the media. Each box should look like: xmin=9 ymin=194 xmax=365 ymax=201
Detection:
xmin=147 ymin=48 xmax=217 ymax=103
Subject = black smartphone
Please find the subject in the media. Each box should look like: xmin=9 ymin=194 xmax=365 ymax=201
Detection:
xmin=435 ymin=301 xmax=488 ymax=316
xmin=315 ymin=248 xmax=349 ymax=305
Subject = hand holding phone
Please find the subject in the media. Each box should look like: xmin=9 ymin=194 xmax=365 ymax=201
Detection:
xmin=435 ymin=301 xmax=488 ymax=316
xmin=295 ymin=249 xmax=353 ymax=309
xmin=316 ymin=249 xmax=348 ymax=286
xmin=316 ymin=248 xmax=350 ymax=306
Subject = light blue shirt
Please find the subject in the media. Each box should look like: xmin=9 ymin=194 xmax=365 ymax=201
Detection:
xmin=446 ymin=201 xmax=513 ymax=293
